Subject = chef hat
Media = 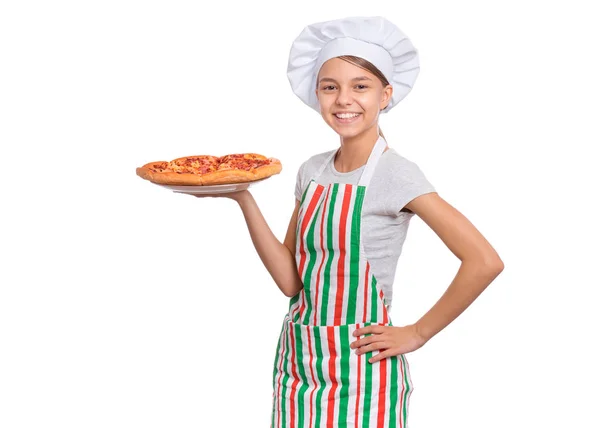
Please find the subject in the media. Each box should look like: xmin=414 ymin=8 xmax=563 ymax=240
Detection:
xmin=287 ymin=16 xmax=420 ymax=114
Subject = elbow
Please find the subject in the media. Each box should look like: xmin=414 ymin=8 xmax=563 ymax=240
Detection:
xmin=284 ymin=288 xmax=302 ymax=298
xmin=462 ymin=249 xmax=504 ymax=275
xmin=283 ymin=282 xmax=303 ymax=298
xmin=484 ymin=256 xmax=504 ymax=276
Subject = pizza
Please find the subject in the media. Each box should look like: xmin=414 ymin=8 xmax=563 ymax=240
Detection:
xmin=136 ymin=153 xmax=282 ymax=186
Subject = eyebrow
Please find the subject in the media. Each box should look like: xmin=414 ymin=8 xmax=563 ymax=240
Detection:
xmin=318 ymin=76 xmax=373 ymax=84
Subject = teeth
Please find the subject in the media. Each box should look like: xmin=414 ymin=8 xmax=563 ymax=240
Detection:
xmin=336 ymin=113 xmax=360 ymax=119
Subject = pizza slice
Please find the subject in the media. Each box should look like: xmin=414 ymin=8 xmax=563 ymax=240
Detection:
xmin=136 ymin=155 xmax=221 ymax=185
xmin=202 ymin=153 xmax=280 ymax=184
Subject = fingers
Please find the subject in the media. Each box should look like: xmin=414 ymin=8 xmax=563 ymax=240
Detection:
xmin=350 ymin=334 xmax=382 ymax=349
xmin=351 ymin=325 xmax=395 ymax=363
xmin=368 ymin=349 xmax=396 ymax=364
xmin=351 ymin=325 xmax=390 ymax=349
xmin=354 ymin=340 xmax=395 ymax=364
xmin=353 ymin=340 xmax=390 ymax=355
xmin=353 ymin=324 xmax=386 ymax=337
xmin=192 ymin=194 xmax=220 ymax=198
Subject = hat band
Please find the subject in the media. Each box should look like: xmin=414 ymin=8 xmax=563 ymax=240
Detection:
xmin=314 ymin=37 xmax=394 ymax=85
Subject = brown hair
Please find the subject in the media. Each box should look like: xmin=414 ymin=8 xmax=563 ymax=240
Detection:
xmin=329 ymin=55 xmax=391 ymax=140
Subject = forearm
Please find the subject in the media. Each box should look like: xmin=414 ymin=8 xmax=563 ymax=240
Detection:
xmin=235 ymin=191 xmax=303 ymax=297
xmin=413 ymin=259 xmax=503 ymax=343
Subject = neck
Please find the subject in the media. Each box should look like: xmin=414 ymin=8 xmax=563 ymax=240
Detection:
xmin=334 ymin=126 xmax=386 ymax=172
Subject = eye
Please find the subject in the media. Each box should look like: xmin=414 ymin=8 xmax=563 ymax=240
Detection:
xmin=356 ymin=84 xmax=368 ymax=89
xmin=322 ymin=85 xmax=336 ymax=90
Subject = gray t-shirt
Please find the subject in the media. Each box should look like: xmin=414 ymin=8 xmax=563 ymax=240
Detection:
xmin=294 ymin=147 xmax=436 ymax=314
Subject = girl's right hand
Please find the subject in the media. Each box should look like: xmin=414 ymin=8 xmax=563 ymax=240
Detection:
xmin=189 ymin=189 xmax=250 ymax=203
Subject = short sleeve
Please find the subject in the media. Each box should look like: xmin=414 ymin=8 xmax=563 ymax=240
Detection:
xmin=294 ymin=161 xmax=307 ymax=201
xmin=387 ymin=160 xmax=436 ymax=216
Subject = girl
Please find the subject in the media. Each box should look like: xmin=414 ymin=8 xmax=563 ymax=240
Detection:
xmin=196 ymin=15 xmax=503 ymax=428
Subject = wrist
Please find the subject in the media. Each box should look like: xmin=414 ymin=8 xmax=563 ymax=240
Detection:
xmin=234 ymin=189 xmax=252 ymax=206
xmin=412 ymin=322 xmax=431 ymax=345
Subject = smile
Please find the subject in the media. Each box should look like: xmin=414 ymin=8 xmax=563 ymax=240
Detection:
xmin=333 ymin=113 xmax=362 ymax=124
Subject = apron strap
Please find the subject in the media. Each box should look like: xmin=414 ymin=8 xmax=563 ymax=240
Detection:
xmin=358 ymin=135 xmax=387 ymax=186
xmin=310 ymin=149 xmax=337 ymax=182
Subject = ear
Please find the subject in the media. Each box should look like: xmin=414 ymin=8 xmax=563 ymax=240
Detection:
xmin=380 ymin=84 xmax=393 ymax=110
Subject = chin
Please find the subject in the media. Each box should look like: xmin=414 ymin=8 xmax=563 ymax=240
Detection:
xmin=330 ymin=124 xmax=369 ymax=139
xmin=336 ymin=130 xmax=362 ymax=139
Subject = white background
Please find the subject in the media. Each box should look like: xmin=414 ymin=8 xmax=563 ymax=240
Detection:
xmin=1 ymin=1 xmax=598 ymax=427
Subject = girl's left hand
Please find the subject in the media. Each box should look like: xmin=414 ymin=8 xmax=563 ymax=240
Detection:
xmin=350 ymin=324 xmax=426 ymax=364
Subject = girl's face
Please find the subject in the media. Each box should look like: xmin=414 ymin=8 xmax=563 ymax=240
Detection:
xmin=315 ymin=57 xmax=392 ymax=139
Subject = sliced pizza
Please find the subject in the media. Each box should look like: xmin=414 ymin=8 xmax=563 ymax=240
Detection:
xmin=136 ymin=153 xmax=282 ymax=186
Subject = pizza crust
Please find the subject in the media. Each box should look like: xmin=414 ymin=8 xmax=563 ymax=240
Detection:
xmin=254 ymin=159 xmax=282 ymax=180
xmin=151 ymin=170 xmax=205 ymax=185
xmin=200 ymin=169 xmax=255 ymax=185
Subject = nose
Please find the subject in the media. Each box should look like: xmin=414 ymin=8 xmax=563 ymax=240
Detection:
xmin=335 ymin=86 xmax=353 ymax=106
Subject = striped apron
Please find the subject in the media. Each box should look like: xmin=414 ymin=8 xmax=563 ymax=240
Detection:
xmin=271 ymin=136 xmax=414 ymax=428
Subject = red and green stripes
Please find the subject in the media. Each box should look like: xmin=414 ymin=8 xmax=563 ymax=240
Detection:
xmin=271 ymin=319 xmax=413 ymax=427
xmin=293 ymin=183 xmax=383 ymax=326
xmin=272 ymin=176 xmax=414 ymax=427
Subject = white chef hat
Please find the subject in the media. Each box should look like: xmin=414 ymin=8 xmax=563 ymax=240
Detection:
xmin=287 ymin=16 xmax=420 ymax=114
